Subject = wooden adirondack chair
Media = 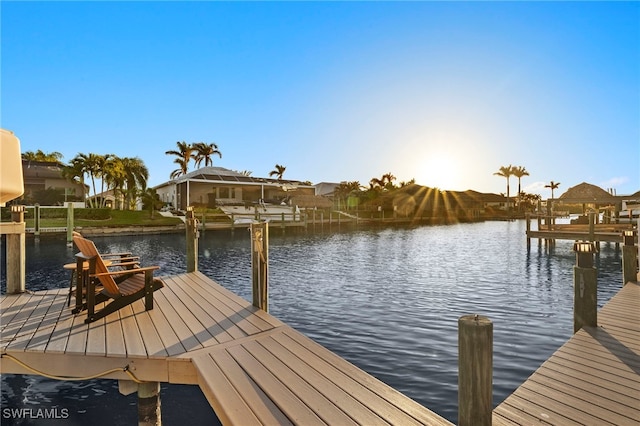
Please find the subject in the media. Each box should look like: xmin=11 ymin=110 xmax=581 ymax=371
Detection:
xmin=72 ymin=234 xmax=164 ymax=324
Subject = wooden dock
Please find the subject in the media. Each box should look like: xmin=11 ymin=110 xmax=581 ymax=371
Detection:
xmin=492 ymin=281 xmax=640 ymax=425
xmin=526 ymin=213 xmax=636 ymax=244
xmin=0 ymin=271 xmax=452 ymax=425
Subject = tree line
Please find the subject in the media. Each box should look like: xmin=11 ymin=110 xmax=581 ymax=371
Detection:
xmin=22 ymin=150 xmax=154 ymax=210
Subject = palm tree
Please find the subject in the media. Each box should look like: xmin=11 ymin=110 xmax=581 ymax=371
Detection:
xmin=269 ymin=164 xmax=286 ymax=180
xmin=193 ymin=142 xmax=222 ymax=168
xmin=494 ymin=165 xmax=514 ymax=214
xmin=22 ymin=150 xmax=64 ymax=162
xmin=369 ymin=173 xmax=396 ymax=191
xmin=141 ymin=187 xmax=163 ymax=218
xmin=70 ymin=153 xmax=102 ymax=208
xmin=165 ymin=141 xmax=194 ymax=178
xmin=119 ymin=157 xmax=149 ymax=210
xmin=95 ymin=154 xmax=114 ymax=207
xmin=381 ymin=172 xmax=396 ymax=190
xmin=512 ymin=166 xmax=530 ymax=211
xmin=102 ymin=156 xmax=127 ymax=209
xmin=62 ymin=158 xmax=87 ymax=204
xmin=545 ymin=181 xmax=561 ymax=199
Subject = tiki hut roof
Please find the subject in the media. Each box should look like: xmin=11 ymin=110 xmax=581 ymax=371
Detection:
xmin=291 ymin=194 xmax=333 ymax=209
xmin=558 ymin=182 xmax=616 ymax=203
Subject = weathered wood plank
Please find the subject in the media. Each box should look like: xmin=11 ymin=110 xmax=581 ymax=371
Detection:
xmin=240 ymin=338 xmax=360 ymax=425
xmin=179 ymin=273 xmax=259 ymax=339
xmin=169 ymin=274 xmax=237 ymax=344
xmin=26 ymin=292 xmax=68 ymax=353
xmin=85 ymin=315 xmax=107 ymax=356
xmin=156 ymin=276 xmax=218 ymax=348
xmin=226 ymin=343 xmax=326 ymax=425
xmin=253 ymin=334 xmax=386 ymax=425
xmin=130 ymin=298 xmax=168 ymax=358
xmin=65 ymin=311 xmax=89 ymax=354
xmin=274 ymin=328 xmax=450 ymax=425
xmin=193 ymin=351 xmax=293 ymax=425
xmin=152 ymin=283 xmax=201 ymax=353
xmin=7 ymin=294 xmax=58 ymax=352
xmin=186 ymin=271 xmax=280 ymax=332
xmin=119 ymin=303 xmax=146 ymax=357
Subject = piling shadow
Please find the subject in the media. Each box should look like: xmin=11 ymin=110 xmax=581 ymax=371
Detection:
xmin=585 ymin=326 xmax=640 ymax=376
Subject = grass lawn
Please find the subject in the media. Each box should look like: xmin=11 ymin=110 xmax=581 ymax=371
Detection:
xmin=24 ymin=209 xmax=184 ymax=228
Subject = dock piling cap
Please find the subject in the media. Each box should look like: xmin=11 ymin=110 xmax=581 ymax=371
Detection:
xmin=573 ymin=241 xmax=597 ymax=253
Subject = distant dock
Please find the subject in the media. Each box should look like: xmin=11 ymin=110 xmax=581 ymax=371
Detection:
xmin=526 ymin=212 xmax=636 ymax=246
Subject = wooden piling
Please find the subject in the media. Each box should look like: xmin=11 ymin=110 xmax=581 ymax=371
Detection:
xmin=251 ymin=222 xmax=269 ymax=312
xmin=34 ymin=204 xmax=41 ymax=236
xmin=526 ymin=213 xmax=531 ymax=249
xmin=186 ymin=207 xmax=198 ymax=273
xmin=138 ymin=381 xmax=161 ymax=426
xmin=622 ymin=231 xmax=637 ymax=285
xmin=458 ymin=314 xmax=493 ymax=426
xmin=573 ymin=241 xmax=597 ymax=333
xmin=6 ymin=206 xmax=26 ymax=294
xmin=66 ymin=203 xmax=74 ymax=247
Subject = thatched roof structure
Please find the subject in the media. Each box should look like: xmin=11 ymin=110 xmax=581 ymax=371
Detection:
xmin=291 ymin=194 xmax=333 ymax=209
xmin=557 ymin=182 xmax=616 ymax=203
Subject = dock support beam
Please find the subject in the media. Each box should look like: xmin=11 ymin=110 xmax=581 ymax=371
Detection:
xmin=622 ymin=230 xmax=637 ymax=285
xmin=138 ymin=382 xmax=162 ymax=426
xmin=251 ymin=222 xmax=269 ymax=312
xmin=186 ymin=206 xmax=198 ymax=273
xmin=573 ymin=241 xmax=597 ymax=333
xmin=458 ymin=314 xmax=493 ymax=426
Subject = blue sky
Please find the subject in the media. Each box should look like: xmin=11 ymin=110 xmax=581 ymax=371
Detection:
xmin=2 ymin=1 xmax=639 ymax=198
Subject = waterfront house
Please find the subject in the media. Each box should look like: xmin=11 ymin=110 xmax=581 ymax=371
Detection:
xmin=20 ymin=160 xmax=87 ymax=206
xmin=153 ymin=166 xmax=316 ymax=210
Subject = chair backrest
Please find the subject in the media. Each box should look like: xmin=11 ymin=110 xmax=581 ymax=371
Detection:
xmin=73 ymin=235 xmax=121 ymax=297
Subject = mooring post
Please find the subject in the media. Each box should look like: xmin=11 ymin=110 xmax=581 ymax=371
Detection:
xmin=458 ymin=314 xmax=493 ymax=426
xmin=622 ymin=230 xmax=637 ymax=285
xmin=138 ymin=381 xmax=162 ymax=426
xmin=526 ymin=213 xmax=531 ymax=249
xmin=66 ymin=202 xmax=74 ymax=247
xmin=250 ymin=222 xmax=269 ymax=312
xmin=6 ymin=205 xmax=26 ymax=294
xmin=573 ymin=241 xmax=598 ymax=333
xmin=185 ymin=206 xmax=199 ymax=273
xmin=34 ymin=203 xmax=41 ymax=236
xmin=588 ymin=211 xmax=595 ymax=243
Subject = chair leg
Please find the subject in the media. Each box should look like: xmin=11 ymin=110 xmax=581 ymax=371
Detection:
xmin=144 ymin=270 xmax=153 ymax=311
xmin=67 ymin=271 xmax=75 ymax=307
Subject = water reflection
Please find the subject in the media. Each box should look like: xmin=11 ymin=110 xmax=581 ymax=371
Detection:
xmin=0 ymin=220 xmax=625 ymax=424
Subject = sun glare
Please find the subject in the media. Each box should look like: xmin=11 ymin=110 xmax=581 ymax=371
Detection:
xmin=418 ymin=153 xmax=460 ymax=190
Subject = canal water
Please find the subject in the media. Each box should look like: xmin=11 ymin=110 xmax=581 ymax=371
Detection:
xmin=0 ymin=219 xmax=625 ymax=425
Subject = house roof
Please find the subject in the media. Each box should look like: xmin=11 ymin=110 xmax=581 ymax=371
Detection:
xmin=314 ymin=182 xmax=341 ymax=196
xmin=156 ymin=166 xmax=312 ymax=188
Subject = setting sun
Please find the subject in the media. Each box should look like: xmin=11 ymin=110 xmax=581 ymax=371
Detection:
xmin=417 ymin=153 xmax=462 ymax=190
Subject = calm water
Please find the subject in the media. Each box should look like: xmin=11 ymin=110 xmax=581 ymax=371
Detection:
xmin=1 ymin=220 xmax=625 ymax=425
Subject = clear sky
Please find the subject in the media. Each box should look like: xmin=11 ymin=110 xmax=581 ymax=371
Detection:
xmin=2 ymin=1 xmax=639 ymax=198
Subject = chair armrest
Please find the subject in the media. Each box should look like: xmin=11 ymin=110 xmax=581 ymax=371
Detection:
xmin=109 ymin=256 xmax=140 ymax=262
xmin=101 ymin=252 xmax=133 ymax=258
xmin=107 ymin=261 xmax=141 ymax=268
xmin=92 ymin=265 xmax=159 ymax=278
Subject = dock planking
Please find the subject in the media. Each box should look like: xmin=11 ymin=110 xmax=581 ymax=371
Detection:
xmin=1 ymin=271 xmax=452 ymax=425
xmin=492 ymin=282 xmax=640 ymax=425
